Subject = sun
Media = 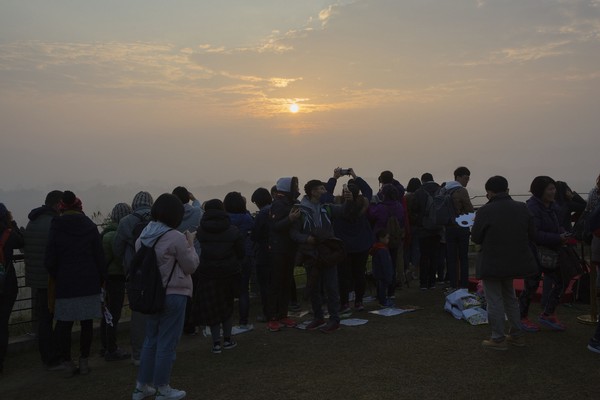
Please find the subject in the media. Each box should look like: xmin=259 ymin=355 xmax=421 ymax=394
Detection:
xmin=289 ymin=103 xmax=300 ymax=113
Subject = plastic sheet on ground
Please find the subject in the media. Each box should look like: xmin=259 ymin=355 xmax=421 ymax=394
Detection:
xmin=369 ymin=307 xmax=417 ymax=317
xmin=340 ymin=318 xmax=369 ymax=327
xmin=202 ymin=324 xmax=254 ymax=337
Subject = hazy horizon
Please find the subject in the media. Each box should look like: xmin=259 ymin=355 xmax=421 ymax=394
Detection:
xmin=1 ymin=1 xmax=599 ymax=210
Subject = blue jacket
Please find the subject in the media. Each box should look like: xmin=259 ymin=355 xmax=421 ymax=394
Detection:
xmin=228 ymin=212 xmax=255 ymax=258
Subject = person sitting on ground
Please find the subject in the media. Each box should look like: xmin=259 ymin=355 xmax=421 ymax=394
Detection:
xmin=195 ymin=199 xmax=244 ymax=354
xmin=132 ymin=193 xmax=199 ymax=400
xmin=370 ymin=229 xmax=395 ymax=308
xmin=471 ymin=176 xmax=537 ymax=351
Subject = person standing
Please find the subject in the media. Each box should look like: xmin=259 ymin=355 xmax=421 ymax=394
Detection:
xmin=444 ymin=166 xmax=475 ymax=289
xmin=471 ymin=176 xmax=537 ymax=350
xmin=266 ymin=177 xmax=301 ymax=332
xmin=0 ymin=203 xmax=24 ymax=374
xmin=291 ymin=180 xmax=344 ymax=333
xmin=45 ymin=191 xmax=106 ymax=376
xmin=100 ymin=202 xmax=133 ymax=361
xmin=114 ymin=191 xmax=154 ymax=366
xmin=132 ymin=193 xmax=199 ymax=400
xmin=23 ymin=190 xmax=63 ymax=369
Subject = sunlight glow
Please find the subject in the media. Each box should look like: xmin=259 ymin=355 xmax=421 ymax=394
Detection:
xmin=289 ymin=103 xmax=300 ymax=113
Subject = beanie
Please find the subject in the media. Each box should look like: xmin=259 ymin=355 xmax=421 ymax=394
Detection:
xmin=110 ymin=202 xmax=133 ymax=223
xmin=132 ymin=191 xmax=154 ymax=211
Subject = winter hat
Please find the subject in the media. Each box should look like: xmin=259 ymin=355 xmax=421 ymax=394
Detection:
xmin=110 ymin=202 xmax=133 ymax=223
xmin=131 ymin=191 xmax=154 ymax=211
xmin=276 ymin=177 xmax=293 ymax=193
xmin=59 ymin=191 xmax=83 ymax=212
xmin=0 ymin=203 xmax=7 ymax=220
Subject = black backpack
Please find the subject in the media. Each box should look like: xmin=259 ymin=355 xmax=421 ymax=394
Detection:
xmin=127 ymin=230 xmax=176 ymax=314
xmin=421 ymin=187 xmax=460 ymax=229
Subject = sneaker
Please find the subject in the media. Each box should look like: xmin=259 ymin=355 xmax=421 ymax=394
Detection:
xmin=520 ymin=318 xmax=540 ymax=332
xmin=155 ymin=385 xmax=186 ymax=400
xmin=132 ymin=384 xmax=157 ymax=400
xmin=319 ymin=321 xmax=340 ymax=334
xmin=267 ymin=320 xmax=282 ymax=331
xmin=256 ymin=315 xmax=268 ymax=323
xmin=223 ymin=340 xmax=237 ymax=350
xmin=340 ymin=303 xmax=351 ymax=314
xmin=105 ymin=348 xmax=131 ymax=362
xmin=505 ymin=334 xmax=526 ymax=347
xmin=379 ymin=299 xmax=394 ymax=308
xmin=278 ymin=317 xmax=297 ymax=328
xmin=587 ymin=338 xmax=600 ymax=354
xmin=62 ymin=361 xmax=78 ymax=378
xmin=211 ymin=343 xmax=222 ymax=354
xmin=354 ymin=302 xmax=365 ymax=311
xmin=481 ymin=338 xmax=508 ymax=351
xmin=306 ymin=318 xmax=326 ymax=330
xmin=420 ymin=287 xmax=428 ymax=291
xmin=539 ymin=313 xmax=566 ymax=331
xmin=78 ymin=357 xmax=90 ymax=375
xmin=288 ymin=302 xmax=301 ymax=312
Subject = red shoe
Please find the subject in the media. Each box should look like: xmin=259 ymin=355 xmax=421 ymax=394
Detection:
xmin=278 ymin=317 xmax=297 ymax=328
xmin=539 ymin=313 xmax=566 ymax=331
xmin=267 ymin=320 xmax=282 ymax=332
xmin=520 ymin=318 xmax=540 ymax=332
xmin=319 ymin=321 xmax=340 ymax=334
xmin=305 ymin=318 xmax=326 ymax=330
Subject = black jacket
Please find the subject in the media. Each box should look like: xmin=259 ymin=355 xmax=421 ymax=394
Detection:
xmin=471 ymin=193 xmax=537 ymax=279
xmin=24 ymin=205 xmax=58 ymax=289
xmin=44 ymin=212 xmax=106 ymax=299
xmin=197 ymin=209 xmax=244 ymax=279
xmin=1 ymin=221 xmax=25 ymax=297
xmin=268 ymin=194 xmax=299 ymax=254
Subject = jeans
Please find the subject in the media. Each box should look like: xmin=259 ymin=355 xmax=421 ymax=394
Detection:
xmin=519 ymin=270 xmax=564 ymax=318
xmin=131 ymin=311 xmax=148 ymax=361
xmin=483 ymin=279 xmax=523 ymax=340
xmin=33 ymin=288 xmax=60 ymax=365
xmin=338 ymin=251 xmax=369 ymax=305
xmin=446 ymin=226 xmax=471 ymax=288
xmin=306 ymin=264 xmax=340 ymax=322
xmin=210 ymin=316 xmax=233 ymax=343
xmin=238 ymin=257 xmax=253 ymax=325
xmin=55 ymin=319 xmax=93 ymax=361
xmin=418 ymin=234 xmax=441 ymax=289
xmin=100 ymin=278 xmax=125 ymax=353
xmin=376 ymin=280 xmax=388 ymax=304
xmin=137 ymin=294 xmax=187 ymax=387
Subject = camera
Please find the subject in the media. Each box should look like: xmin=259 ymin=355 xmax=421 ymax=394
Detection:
xmin=340 ymin=168 xmax=352 ymax=176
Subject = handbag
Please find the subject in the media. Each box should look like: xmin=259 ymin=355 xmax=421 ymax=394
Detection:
xmin=559 ymin=245 xmax=585 ymax=282
xmin=537 ymin=246 xmax=559 ymax=270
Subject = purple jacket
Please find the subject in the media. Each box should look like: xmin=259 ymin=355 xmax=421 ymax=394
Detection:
xmin=367 ymin=200 xmax=405 ymax=240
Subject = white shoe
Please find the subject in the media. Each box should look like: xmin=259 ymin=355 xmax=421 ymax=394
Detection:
xmin=132 ymin=383 xmax=156 ymax=400
xmin=156 ymin=385 xmax=186 ymax=399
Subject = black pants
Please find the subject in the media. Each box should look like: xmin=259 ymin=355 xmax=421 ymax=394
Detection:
xmin=33 ymin=288 xmax=60 ymax=365
xmin=338 ymin=251 xmax=369 ymax=305
xmin=100 ymin=278 xmax=125 ymax=353
xmin=519 ymin=270 xmax=564 ymax=318
xmin=255 ymin=260 xmax=271 ymax=317
xmin=419 ymin=235 xmax=441 ymax=289
xmin=266 ymin=252 xmax=295 ymax=320
xmin=55 ymin=319 xmax=93 ymax=362
xmin=0 ymin=272 xmax=17 ymax=370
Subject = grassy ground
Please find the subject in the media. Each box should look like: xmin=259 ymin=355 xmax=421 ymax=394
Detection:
xmin=2 ymin=283 xmax=600 ymax=400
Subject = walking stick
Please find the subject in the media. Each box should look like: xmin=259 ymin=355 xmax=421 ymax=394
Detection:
xmin=578 ymin=242 xmax=598 ymax=324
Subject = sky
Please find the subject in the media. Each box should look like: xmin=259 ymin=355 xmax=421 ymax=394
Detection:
xmin=1 ymin=0 xmax=599 ymax=199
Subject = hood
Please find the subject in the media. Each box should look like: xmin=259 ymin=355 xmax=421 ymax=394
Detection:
xmin=299 ymin=196 xmax=329 ymax=229
xmin=444 ymin=181 xmax=463 ymax=191
xmin=132 ymin=191 xmax=154 ymax=211
xmin=51 ymin=212 xmax=98 ymax=236
xmin=421 ymin=181 xmax=440 ymax=196
xmin=28 ymin=205 xmax=58 ymax=221
xmin=139 ymin=221 xmax=172 ymax=247
xmin=101 ymin=220 xmax=118 ymax=234
xmin=228 ymin=212 xmax=253 ymax=233
xmin=276 ymin=177 xmax=300 ymax=199
xmin=200 ymin=209 xmax=231 ymax=234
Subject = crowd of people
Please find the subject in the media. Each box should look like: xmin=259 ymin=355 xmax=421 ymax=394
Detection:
xmin=1 ymin=167 xmax=600 ymax=400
